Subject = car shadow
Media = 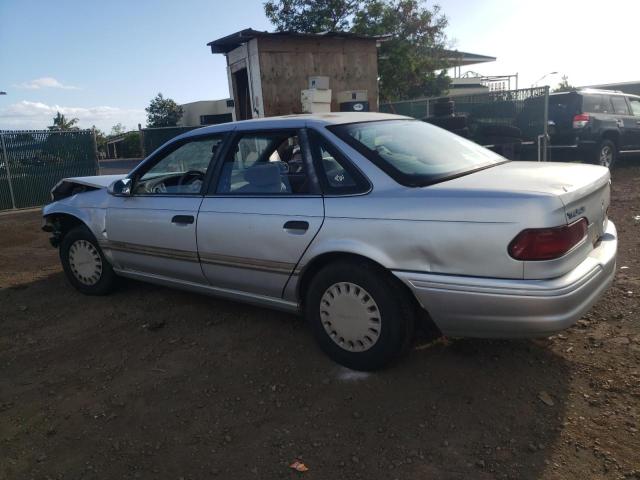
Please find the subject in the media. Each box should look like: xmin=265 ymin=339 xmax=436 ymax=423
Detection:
xmin=0 ymin=273 xmax=570 ymax=480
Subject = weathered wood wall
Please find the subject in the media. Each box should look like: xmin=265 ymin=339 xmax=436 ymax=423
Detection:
xmin=256 ymin=36 xmax=379 ymax=116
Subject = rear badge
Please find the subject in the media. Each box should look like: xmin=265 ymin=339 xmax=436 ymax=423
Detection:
xmin=567 ymin=206 xmax=586 ymax=220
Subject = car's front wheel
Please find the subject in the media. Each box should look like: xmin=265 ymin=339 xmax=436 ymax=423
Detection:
xmin=305 ymin=261 xmax=415 ymax=371
xmin=60 ymin=225 xmax=116 ymax=295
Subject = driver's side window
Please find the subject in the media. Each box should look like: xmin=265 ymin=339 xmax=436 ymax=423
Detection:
xmin=134 ymin=136 xmax=223 ymax=195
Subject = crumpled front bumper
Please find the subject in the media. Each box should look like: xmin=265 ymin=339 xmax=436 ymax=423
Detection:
xmin=394 ymin=221 xmax=617 ymax=338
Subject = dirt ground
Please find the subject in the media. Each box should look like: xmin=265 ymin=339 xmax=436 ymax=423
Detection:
xmin=1 ymin=160 xmax=639 ymax=480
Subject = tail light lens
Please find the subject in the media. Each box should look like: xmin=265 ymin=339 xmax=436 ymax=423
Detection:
xmin=572 ymin=113 xmax=590 ymax=129
xmin=508 ymin=218 xmax=588 ymax=261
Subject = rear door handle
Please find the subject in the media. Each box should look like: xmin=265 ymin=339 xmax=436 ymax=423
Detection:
xmin=283 ymin=220 xmax=309 ymax=232
xmin=172 ymin=215 xmax=194 ymax=225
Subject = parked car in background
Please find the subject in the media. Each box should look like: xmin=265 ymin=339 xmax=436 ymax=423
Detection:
xmin=547 ymin=89 xmax=640 ymax=167
xmin=42 ymin=113 xmax=617 ymax=370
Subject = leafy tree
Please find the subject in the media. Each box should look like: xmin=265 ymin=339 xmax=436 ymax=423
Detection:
xmin=110 ymin=123 xmax=127 ymax=136
xmin=145 ymin=93 xmax=183 ymax=127
xmin=264 ymin=0 xmax=364 ymax=32
xmin=48 ymin=111 xmax=79 ymax=131
xmin=92 ymin=125 xmax=107 ymax=153
xmin=120 ymin=132 xmax=142 ymax=158
xmin=263 ymin=0 xmax=450 ymax=101
xmin=553 ymin=75 xmax=575 ymax=93
xmin=353 ymin=0 xmax=449 ymax=100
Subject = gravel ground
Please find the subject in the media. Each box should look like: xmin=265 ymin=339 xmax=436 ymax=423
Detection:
xmin=0 ymin=160 xmax=639 ymax=480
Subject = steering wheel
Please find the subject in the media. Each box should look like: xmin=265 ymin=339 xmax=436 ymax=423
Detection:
xmin=177 ymin=170 xmax=205 ymax=187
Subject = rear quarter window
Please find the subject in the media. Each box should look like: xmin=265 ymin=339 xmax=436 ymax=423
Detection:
xmin=610 ymin=96 xmax=630 ymax=115
xmin=630 ymin=98 xmax=640 ymax=117
xmin=582 ymin=95 xmax=612 ymax=114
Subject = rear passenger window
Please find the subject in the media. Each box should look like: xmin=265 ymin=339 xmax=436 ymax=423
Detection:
xmin=630 ymin=98 xmax=640 ymax=117
xmin=309 ymin=130 xmax=369 ymax=195
xmin=610 ymin=96 xmax=630 ymax=115
xmin=216 ymin=132 xmax=310 ymax=195
xmin=582 ymin=95 xmax=612 ymax=114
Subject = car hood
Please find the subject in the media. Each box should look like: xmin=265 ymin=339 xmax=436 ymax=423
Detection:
xmin=50 ymin=174 xmax=126 ymax=201
xmin=57 ymin=174 xmax=126 ymax=189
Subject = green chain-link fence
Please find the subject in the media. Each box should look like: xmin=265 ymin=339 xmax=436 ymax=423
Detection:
xmin=381 ymin=87 xmax=549 ymax=160
xmin=141 ymin=126 xmax=201 ymax=157
xmin=0 ymin=129 xmax=97 ymax=210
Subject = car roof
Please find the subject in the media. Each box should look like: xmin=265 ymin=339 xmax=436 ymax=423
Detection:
xmin=550 ymin=88 xmax=640 ymax=100
xmin=181 ymin=112 xmax=412 ymax=138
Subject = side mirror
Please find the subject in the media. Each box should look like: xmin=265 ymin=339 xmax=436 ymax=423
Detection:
xmin=108 ymin=178 xmax=133 ymax=196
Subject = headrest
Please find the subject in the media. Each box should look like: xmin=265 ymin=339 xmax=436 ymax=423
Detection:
xmin=243 ymin=162 xmax=282 ymax=187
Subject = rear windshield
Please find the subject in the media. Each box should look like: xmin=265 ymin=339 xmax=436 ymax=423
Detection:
xmin=549 ymin=93 xmax=581 ymax=117
xmin=329 ymin=120 xmax=506 ymax=187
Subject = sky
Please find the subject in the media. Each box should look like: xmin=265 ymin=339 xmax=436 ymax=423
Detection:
xmin=1 ymin=0 xmax=638 ymax=131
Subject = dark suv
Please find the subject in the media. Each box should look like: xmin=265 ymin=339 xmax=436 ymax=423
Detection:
xmin=547 ymin=89 xmax=640 ymax=167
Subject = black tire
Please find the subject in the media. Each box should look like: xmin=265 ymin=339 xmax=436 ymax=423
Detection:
xmin=60 ymin=225 xmax=117 ymax=295
xmin=451 ymin=127 xmax=471 ymax=138
xmin=477 ymin=124 xmax=522 ymax=139
xmin=305 ymin=261 xmax=415 ymax=371
xmin=482 ymin=136 xmax=522 ymax=146
xmin=426 ymin=115 xmax=468 ymax=131
xmin=591 ymin=139 xmax=616 ymax=169
xmin=433 ymin=101 xmax=454 ymax=117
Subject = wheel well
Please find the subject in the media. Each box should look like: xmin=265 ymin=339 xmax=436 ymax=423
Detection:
xmin=43 ymin=213 xmax=85 ymax=246
xmin=602 ymin=130 xmax=619 ymax=148
xmin=297 ymin=252 xmax=441 ymax=336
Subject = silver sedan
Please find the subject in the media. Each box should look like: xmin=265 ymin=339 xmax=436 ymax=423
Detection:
xmin=42 ymin=113 xmax=617 ymax=370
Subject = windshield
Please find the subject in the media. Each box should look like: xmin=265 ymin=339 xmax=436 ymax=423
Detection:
xmin=329 ymin=119 xmax=506 ymax=187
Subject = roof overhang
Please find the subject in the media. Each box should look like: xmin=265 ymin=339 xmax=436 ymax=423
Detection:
xmin=207 ymin=28 xmax=385 ymax=54
xmin=444 ymin=49 xmax=496 ymax=67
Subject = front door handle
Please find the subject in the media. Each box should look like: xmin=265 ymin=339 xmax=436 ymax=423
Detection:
xmin=172 ymin=215 xmax=194 ymax=225
xmin=283 ymin=220 xmax=309 ymax=232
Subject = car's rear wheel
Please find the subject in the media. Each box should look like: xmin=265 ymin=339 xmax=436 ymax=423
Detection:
xmin=60 ymin=225 xmax=116 ymax=295
xmin=305 ymin=261 xmax=415 ymax=371
xmin=593 ymin=139 xmax=616 ymax=168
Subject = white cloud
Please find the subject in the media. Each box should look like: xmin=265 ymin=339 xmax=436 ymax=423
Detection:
xmin=14 ymin=77 xmax=79 ymax=90
xmin=0 ymin=100 xmax=146 ymax=132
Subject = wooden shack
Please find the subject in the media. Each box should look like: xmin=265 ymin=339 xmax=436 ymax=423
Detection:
xmin=207 ymin=29 xmax=380 ymax=120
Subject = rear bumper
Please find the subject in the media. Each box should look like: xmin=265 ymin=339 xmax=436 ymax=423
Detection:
xmin=394 ymin=221 xmax=617 ymax=338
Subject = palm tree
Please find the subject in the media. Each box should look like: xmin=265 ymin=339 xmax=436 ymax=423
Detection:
xmin=48 ymin=111 xmax=79 ymax=130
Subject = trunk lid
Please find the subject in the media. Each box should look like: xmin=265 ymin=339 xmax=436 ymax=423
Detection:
xmin=432 ymin=161 xmax=610 ymax=233
xmin=431 ymin=161 xmax=611 ymax=279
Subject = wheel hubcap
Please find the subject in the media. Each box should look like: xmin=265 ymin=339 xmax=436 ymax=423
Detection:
xmin=600 ymin=146 xmax=613 ymax=167
xmin=320 ymin=282 xmax=381 ymax=352
xmin=68 ymin=239 xmax=102 ymax=286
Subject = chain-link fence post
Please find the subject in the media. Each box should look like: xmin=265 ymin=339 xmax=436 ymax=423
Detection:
xmin=91 ymin=127 xmax=100 ymax=175
xmin=138 ymin=124 xmax=145 ymax=158
xmin=1 ymin=132 xmax=17 ymax=209
xmin=542 ymin=86 xmax=549 ymax=162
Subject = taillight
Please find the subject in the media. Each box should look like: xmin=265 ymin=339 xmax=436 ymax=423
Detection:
xmin=572 ymin=113 xmax=590 ymax=129
xmin=508 ymin=218 xmax=588 ymax=261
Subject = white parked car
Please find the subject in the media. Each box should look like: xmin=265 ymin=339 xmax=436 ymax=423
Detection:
xmin=43 ymin=113 xmax=617 ymax=370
